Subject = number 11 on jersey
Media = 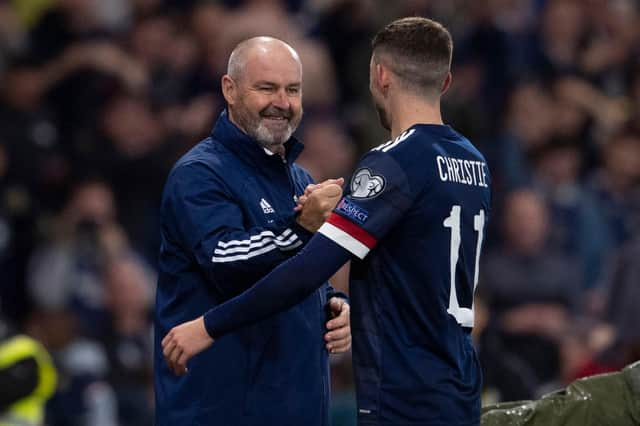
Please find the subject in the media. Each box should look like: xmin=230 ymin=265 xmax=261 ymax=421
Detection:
xmin=443 ymin=205 xmax=485 ymax=327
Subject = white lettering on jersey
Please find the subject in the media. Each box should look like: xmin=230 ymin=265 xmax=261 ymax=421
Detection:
xmin=437 ymin=156 xmax=448 ymax=181
xmin=372 ymin=129 xmax=416 ymax=152
xmin=435 ymin=156 xmax=488 ymax=187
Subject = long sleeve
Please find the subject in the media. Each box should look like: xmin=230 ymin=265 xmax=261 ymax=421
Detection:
xmin=161 ymin=161 xmax=313 ymax=298
xmin=203 ymin=233 xmax=352 ymax=338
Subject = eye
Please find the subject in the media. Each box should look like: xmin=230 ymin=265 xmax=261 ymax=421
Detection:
xmin=258 ymin=85 xmax=276 ymax=93
xmin=286 ymin=86 xmax=300 ymax=95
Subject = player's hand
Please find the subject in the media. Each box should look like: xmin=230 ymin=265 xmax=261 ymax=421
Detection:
xmin=162 ymin=316 xmax=213 ymax=376
xmin=294 ymin=178 xmax=344 ymax=212
xmin=303 ymin=178 xmax=345 ymax=197
xmin=295 ymin=183 xmax=343 ymax=232
xmin=325 ymin=297 xmax=351 ymax=354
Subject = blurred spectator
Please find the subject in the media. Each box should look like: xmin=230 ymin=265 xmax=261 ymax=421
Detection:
xmin=560 ymin=229 xmax=640 ymax=383
xmin=600 ymin=235 xmax=640 ymax=368
xmin=587 ymin=129 xmax=640 ymax=249
xmin=559 ymin=318 xmax=617 ymax=384
xmin=102 ymin=259 xmax=154 ymax=426
xmin=297 ymin=117 xmax=356 ymax=182
xmin=491 ymin=82 xmax=555 ymax=191
xmin=535 ymin=0 xmax=586 ymax=76
xmin=190 ymin=2 xmax=229 ymax=77
xmin=443 ymin=61 xmax=492 ymax=144
xmin=295 ymin=38 xmax=339 ymax=110
xmin=27 ymin=180 xmax=145 ymax=337
xmin=27 ymin=308 xmax=119 ymax=426
xmin=480 ymin=189 xmax=582 ymax=400
xmin=452 ymin=0 xmax=516 ymax=118
xmin=0 ymin=54 xmax=81 ymax=315
xmin=212 ymin=0 xmax=304 ymax=74
xmin=94 ymin=92 xmax=169 ymax=259
xmin=0 ymin=57 xmax=70 ymax=215
xmin=28 ymin=0 xmax=113 ymax=63
xmin=24 ymin=179 xmax=153 ymax=426
xmin=531 ymin=139 xmax=610 ymax=290
xmin=580 ymin=0 xmax=637 ymax=94
xmin=553 ymin=76 xmax=629 ymax=141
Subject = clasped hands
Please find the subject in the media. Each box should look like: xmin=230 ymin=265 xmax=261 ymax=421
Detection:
xmin=162 ymin=178 xmax=350 ymax=376
xmin=295 ymin=177 xmax=344 ymax=232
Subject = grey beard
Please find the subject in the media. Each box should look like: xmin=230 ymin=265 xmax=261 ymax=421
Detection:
xmin=251 ymin=120 xmax=294 ymax=147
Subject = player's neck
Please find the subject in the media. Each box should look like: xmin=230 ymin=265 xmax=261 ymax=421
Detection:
xmin=389 ymin=95 xmax=443 ymax=139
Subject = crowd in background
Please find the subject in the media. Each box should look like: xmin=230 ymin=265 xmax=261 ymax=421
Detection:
xmin=0 ymin=0 xmax=639 ymax=424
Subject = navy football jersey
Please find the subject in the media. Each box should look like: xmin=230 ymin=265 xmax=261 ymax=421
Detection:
xmin=318 ymin=124 xmax=491 ymax=425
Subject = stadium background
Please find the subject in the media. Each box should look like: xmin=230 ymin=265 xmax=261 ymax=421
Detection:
xmin=0 ymin=0 xmax=639 ymax=424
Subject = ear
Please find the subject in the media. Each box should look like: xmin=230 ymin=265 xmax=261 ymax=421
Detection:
xmin=221 ymin=75 xmax=236 ymax=105
xmin=441 ymin=72 xmax=452 ymax=95
xmin=376 ymin=63 xmax=392 ymax=95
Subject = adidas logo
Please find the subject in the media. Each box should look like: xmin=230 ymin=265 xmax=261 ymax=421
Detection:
xmin=260 ymin=198 xmax=275 ymax=214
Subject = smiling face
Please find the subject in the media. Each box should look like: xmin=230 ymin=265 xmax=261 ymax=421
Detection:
xmin=223 ymin=38 xmax=303 ymax=150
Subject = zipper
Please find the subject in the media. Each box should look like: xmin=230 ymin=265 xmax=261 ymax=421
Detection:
xmin=281 ymin=156 xmax=298 ymax=207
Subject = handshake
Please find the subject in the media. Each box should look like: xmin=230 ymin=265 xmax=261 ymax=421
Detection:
xmin=295 ymin=178 xmax=344 ymax=232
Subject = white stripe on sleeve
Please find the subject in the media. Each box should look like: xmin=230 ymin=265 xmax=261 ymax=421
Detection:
xmin=215 ymin=234 xmax=299 ymax=255
xmin=275 ymin=229 xmax=293 ymax=240
xmin=212 ymin=243 xmax=278 ymax=263
xmin=273 ymin=234 xmax=300 ymax=248
xmin=278 ymin=239 xmax=302 ymax=251
xmin=212 ymin=228 xmax=300 ymax=262
xmin=217 ymin=231 xmax=275 ymax=248
xmin=318 ymin=222 xmax=370 ymax=259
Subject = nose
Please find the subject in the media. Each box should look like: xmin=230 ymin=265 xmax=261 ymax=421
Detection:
xmin=271 ymin=88 xmax=290 ymax=110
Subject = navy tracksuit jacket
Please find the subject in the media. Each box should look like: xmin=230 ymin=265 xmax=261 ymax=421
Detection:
xmin=154 ymin=111 xmax=339 ymax=425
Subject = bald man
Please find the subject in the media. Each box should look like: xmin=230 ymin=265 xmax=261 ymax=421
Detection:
xmin=154 ymin=37 xmax=351 ymax=425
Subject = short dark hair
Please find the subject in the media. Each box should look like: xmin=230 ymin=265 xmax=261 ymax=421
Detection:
xmin=372 ymin=17 xmax=453 ymax=96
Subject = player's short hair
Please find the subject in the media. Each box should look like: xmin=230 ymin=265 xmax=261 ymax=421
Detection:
xmin=372 ymin=17 xmax=453 ymax=97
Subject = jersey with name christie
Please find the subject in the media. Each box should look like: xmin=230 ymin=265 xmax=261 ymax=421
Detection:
xmin=322 ymin=124 xmax=491 ymax=425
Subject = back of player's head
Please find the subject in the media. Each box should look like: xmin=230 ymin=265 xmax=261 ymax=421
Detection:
xmin=372 ymin=17 xmax=452 ymax=98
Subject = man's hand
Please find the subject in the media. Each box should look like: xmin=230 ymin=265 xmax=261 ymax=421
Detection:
xmin=297 ymin=178 xmax=345 ymax=204
xmin=295 ymin=178 xmax=344 ymax=232
xmin=162 ymin=316 xmax=213 ymax=376
xmin=325 ymin=297 xmax=351 ymax=354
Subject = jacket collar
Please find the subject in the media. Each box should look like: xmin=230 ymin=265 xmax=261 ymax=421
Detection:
xmin=211 ymin=110 xmax=304 ymax=167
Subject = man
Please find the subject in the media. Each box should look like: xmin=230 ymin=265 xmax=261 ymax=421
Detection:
xmin=164 ymin=18 xmax=491 ymax=425
xmin=154 ymin=37 xmax=351 ymax=426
